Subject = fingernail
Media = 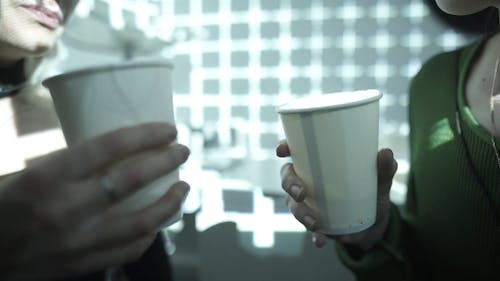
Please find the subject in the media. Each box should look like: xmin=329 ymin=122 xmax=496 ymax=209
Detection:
xmin=304 ymin=215 xmax=316 ymax=230
xmin=177 ymin=182 xmax=190 ymax=199
xmin=166 ymin=126 xmax=178 ymax=138
xmin=183 ymin=146 xmax=191 ymax=157
xmin=290 ymin=185 xmax=303 ymax=200
xmin=174 ymin=144 xmax=191 ymax=158
xmin=182 ymin=191 xmax=189 ymax=202
xmin=178 ymin=144 xmax=190 ymax=153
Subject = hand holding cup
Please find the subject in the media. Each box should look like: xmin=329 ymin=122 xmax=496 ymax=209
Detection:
xmin=0 ymin=123 xmax=189 ymax=280
xmin=277 ymin=141 xmax=397 ymax=249
xmin=43 ymin=60 xmax=182 ymax=222
xmin=276 ymin=90 xmax=397 ymax=249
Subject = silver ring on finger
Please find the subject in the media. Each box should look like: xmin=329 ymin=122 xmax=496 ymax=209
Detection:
xmin=99 ymin=174 xmax=118 ymax=203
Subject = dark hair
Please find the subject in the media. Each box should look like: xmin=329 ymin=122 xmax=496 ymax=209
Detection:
xmin=424 ymin=0 xmax=499 ymax=34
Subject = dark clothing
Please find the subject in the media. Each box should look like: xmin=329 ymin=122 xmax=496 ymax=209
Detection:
xmin=62 ymin=233 xmax=173 ymax=281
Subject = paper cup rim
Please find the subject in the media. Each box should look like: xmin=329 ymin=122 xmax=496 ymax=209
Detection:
xmin=277 ymin=89 xmax=382 ymax=114
xmin=42 ymin=60 xmax=174 ymax=88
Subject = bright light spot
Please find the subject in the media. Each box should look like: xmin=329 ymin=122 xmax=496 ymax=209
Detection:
xmin=341 ymin=32 xmax=362 ymax=55
xmin=370 ymin=60 xmax=396 ymax=84
xmin=401 ymin=58 xmax=422 ymax=78
xmin=402 ymin=2 xmax=429 ymax=21
xmin=438 ymin=31 xmax=468 ymax=51
xmin=402 ymin=30 xmax=429 ymax=53
xmin=337 ymin=4 xmax=364 ymax=21
xmin=109 ymin=0 xmax=125 ymax=30
xmin=252 ymin=190 xmax=275 ymax=248
xmin=335 ymin=63 xmax=362 ymax=79
xmin=371 ymin=1 xmax=397 ymax=22
xmin=369 ymin=31 xmax=396 ymax=53
xmin=399 ymin=123 xmax=410 ymax=136
xmin=74 ymin=0 xmax=94 ymax=18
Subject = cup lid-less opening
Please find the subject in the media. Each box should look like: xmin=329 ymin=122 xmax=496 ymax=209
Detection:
xmin=277 ymin=89 xmax=382 ymax=114
xmin=42 ymin=59 xmax=173 ymax=88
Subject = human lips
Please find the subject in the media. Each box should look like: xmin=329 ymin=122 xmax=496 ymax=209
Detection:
xmin=18 ymin=2 xmax=64 ymax=30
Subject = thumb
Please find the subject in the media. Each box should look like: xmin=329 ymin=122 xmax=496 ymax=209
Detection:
xmin=377 ymin=148 xmax=398 ymax=196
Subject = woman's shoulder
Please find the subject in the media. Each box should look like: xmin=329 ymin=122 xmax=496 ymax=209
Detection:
xmin=409 ymin=50 xmax=461 ymax=99
xmin=410 ymin=38 xmax=485 ymax=93
xmin=413 ymin=35 xmax=489 ymax=84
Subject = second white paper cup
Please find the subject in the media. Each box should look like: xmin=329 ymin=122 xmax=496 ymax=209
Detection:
xmin=278 ymin=90 xmax=382 ymax=235
xmin=43 ymin=61 xmax=181 ymax=226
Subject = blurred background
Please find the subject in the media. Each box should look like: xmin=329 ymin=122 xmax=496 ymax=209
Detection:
xmin=1 ymin=0 xmax=480 ymax=280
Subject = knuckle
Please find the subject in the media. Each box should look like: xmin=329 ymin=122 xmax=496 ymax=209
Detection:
xmin=78 ymin=141 xmax=102 ymax=165
xmin=106 ymin=146 xmax=126 ymax=162
xmin=74 ymin=142 xmax=111 ymax=176
xmin=292 ymin=212 xmax=305 ymax=225
xmin=103 ymin=130 xmax=124 ymax=148
xmin=132 ymin=218 xmax=154 ymax=237
xmin=287 ymin=199 xmax=299 ymax=213
xmin=290 ymin=204 xmax=309 ymax=225
xmin=121 ymin=168 xmax=145 ymax=191
xmin=98 ymin=132 xmax=128 ymax=159
xmin=285 ymin=195 xmax=292 ymax=208
xmin=280 ymin=163 xmax=292 ymax=179
xmin=281 ymin=174 xmax=295 ymax=193
xmin=280 ymin=177 xmax=290 ymax=190
xmin=38 ymin=204 xmax=69 ymax=231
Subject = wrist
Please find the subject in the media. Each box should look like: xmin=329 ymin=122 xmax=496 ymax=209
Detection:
xmin=336 ymin=215 xmax=390 ymax=262
xmin=360 ymin=213 xmax=390 ymax=250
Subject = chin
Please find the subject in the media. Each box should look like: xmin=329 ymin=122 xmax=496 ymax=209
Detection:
xmin=15 ymin=27 xmax=62 ymax=56
xmin=0 ymin=1 xmax=66 ymax=60
xmin=28 ymin=40 xmax=56 ymax=55
xmin=13 ymin=41 xmax=56 ymax=59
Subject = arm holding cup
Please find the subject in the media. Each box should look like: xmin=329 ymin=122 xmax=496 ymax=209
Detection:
xmin=0 ymin=122 xmax=189 ymax=281
xmin=276 ymin=91 xmax=421 ymax=279
xmin=277 ymin=141 xmax=414 ymax=280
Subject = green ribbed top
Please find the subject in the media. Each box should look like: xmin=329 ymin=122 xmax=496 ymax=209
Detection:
xmin=336 ymin=36 xmax=500 ymax=280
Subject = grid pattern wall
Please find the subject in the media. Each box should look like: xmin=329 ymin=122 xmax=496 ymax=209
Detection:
xmin=171 ymin=0 xmax=472 ymax=183
xmin=40 ymin=0 xmax=476 ymax=248
xmin=74 ymin=0 xmax=174 ymax=39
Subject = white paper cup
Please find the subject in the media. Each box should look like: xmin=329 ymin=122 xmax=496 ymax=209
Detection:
xmin=277 ymin=90 xmax=382 ymax=235
xmin=42 ymin=60 xmax=181 ymax=226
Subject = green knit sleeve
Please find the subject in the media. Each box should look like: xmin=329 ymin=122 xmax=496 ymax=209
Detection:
xmin=335 ymin=203 xmax=410 ymax=280
xmin=333 ymin=47 xmax=471 ymax=280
